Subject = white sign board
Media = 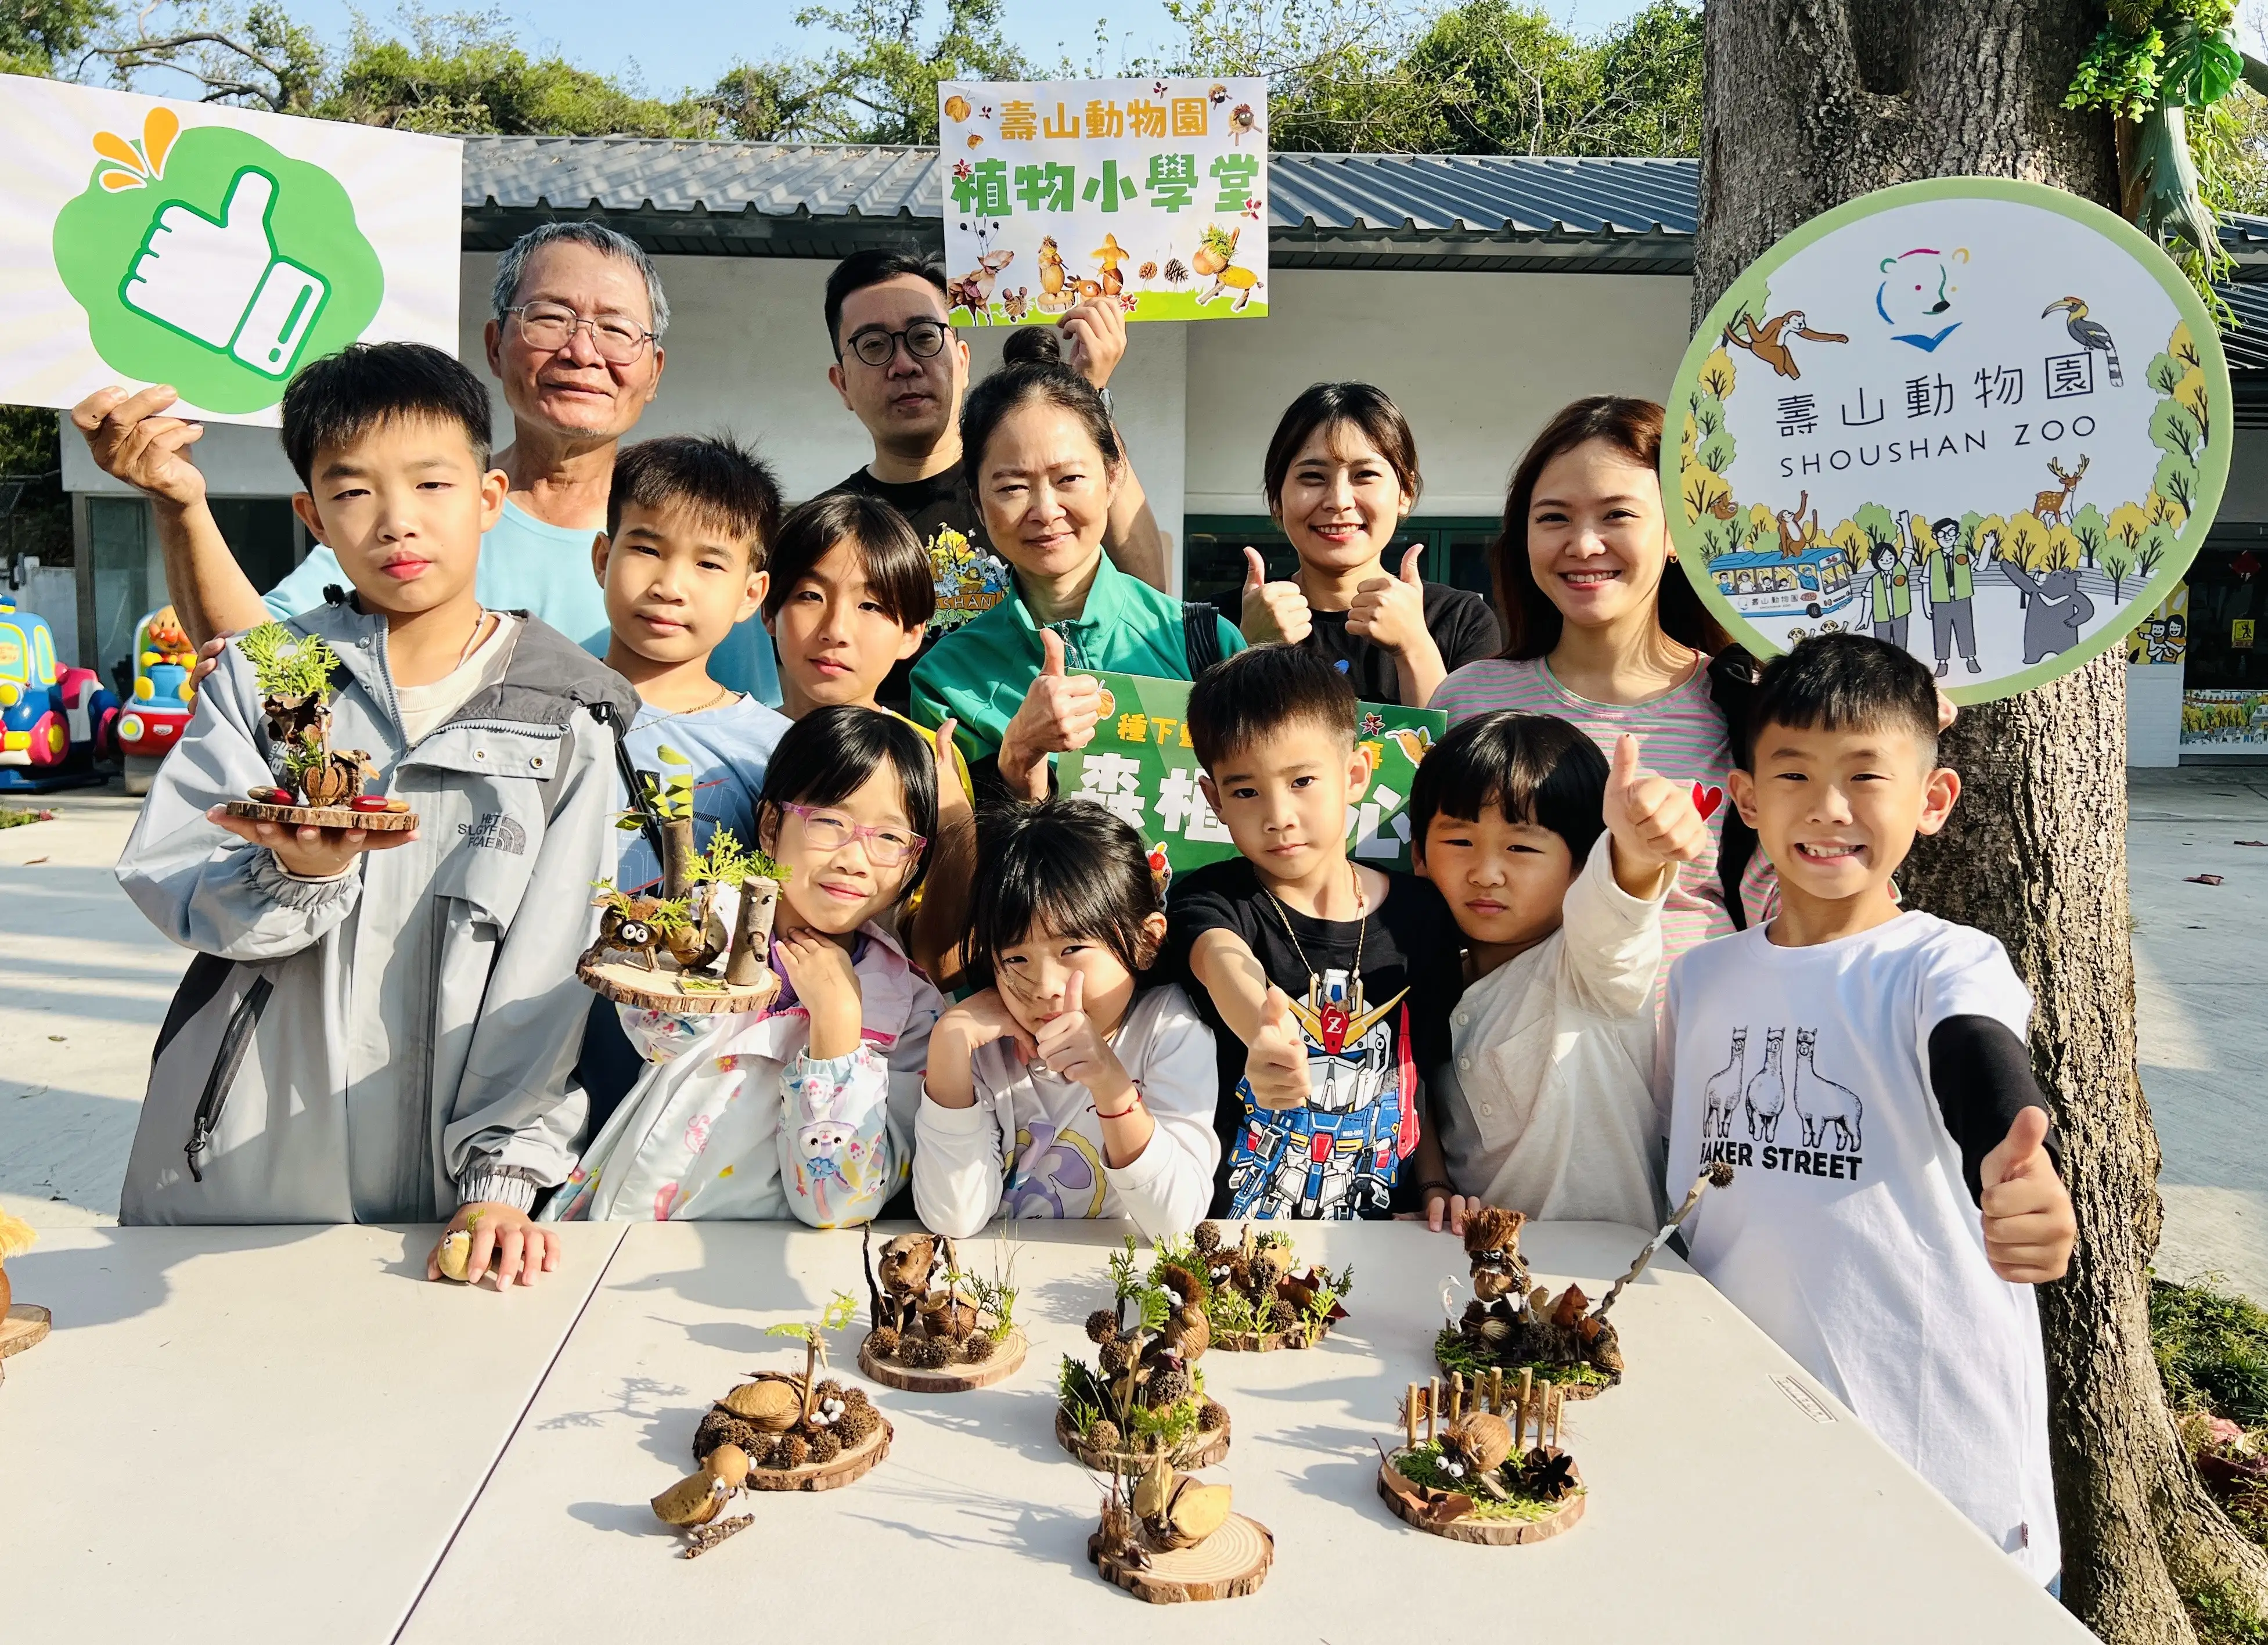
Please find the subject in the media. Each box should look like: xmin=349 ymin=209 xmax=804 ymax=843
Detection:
xmin=937 ymin=77 xmax=1268 ymax=325
xmin=1666 ymin=177 xmax=2231 ymax=701
xmin=0 ymin=75 xmax=461 ymax=426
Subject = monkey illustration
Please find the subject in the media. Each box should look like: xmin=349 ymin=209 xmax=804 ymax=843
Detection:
xmin=1723 ymin=309 xmax=1849 ymax=380
xmin=1773 ymin=491 xmax=1822 ymax=558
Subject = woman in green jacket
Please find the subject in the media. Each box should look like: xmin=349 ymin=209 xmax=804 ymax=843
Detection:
xmin=910 ymin=341 xmax=1244 ymax=798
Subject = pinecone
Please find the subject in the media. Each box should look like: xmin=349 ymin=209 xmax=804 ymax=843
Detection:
xmin=836 ymin=1405 xmax=879 ymax=1446
xmin=1146 ymin=1365 xmax=1194 ymax=1408
xmin=806 ymin=1429 xmax=843 ymax=1464
xmin=693 ymin=1408 xmax=761 ymax=1463
xmin=867 ymin=1326 xmax=901 ymax=1359
xmin=961 ymin=1332 xmax=998 ymax=1363
xmin=1192 ymin=1221 xmax=1223 ymax=1255
xmin=1085 ymin=1308 xmax=1119 ymax=1345
xmin=1099 ymin=1338 xmax=1136 ymax=1376
xmin=1088 ymin=1419 xmax=1124 ymax=1453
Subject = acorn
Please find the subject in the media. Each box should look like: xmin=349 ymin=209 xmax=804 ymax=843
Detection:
xmin=1133 ymin=1457 xmax=1234 ymax=1550
xmin=1441 ymin=1412 xmax=1515 ymax=1478
xmin=704 ymin=1443 xmax=751 ymax=1489
xmin=384 ymin=798 xmax=412 ymax=813
xmin=721 ymin=1377 xmax=803 ymax=1431
xmin=650 ymin=1467 xmax=727 ymax=1527
xmin=867 ymin=1326 xmax=901 ymax=1359
xmin=435 ymin=1229 xmax=472 ymax=1283
xmin=1085 ymin=1308 xmax=1119 ymax=1345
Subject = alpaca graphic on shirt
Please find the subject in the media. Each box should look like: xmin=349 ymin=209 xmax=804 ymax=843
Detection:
xmin=1701 ymin=1028 xmax=1747 ymax=1140
xmin=1790 ymin=1028 xmax=1864 ymax=1151
xmin=1743 ymin=1028 xmax=1787 ymax=1141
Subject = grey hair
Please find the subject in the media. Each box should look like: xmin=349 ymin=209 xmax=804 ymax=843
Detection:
xmin=490 ymin=221 xmax=670 ymax=339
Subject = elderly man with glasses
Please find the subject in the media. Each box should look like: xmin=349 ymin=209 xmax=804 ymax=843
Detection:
xmin=71 ymin=222 xmax=780 ymax=701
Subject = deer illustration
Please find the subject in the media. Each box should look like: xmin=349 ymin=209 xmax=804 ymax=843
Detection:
xmin=2033 ymin=455 xmax=2089 ymax=527
xmin=1701 ymin=1028 xmax=1747 ymax=1141
xmin=1743 ymin=1028 xmax=1787 ymax=1142
xmin=1789 ymin=1028 xmax=1864 ymax=1151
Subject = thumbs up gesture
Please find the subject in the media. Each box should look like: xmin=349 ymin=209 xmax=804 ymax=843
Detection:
xmin=1979 ymin=1106 xmax=2075 ymax=1283
xmin=998 ymin=629 xmax=1103 ymax=800
xmin=1239 ymin=546 xmax=1312 ymax=645
xmin=1347 ymin=543 xmax=1431 ymax=656
xmin=1601 ymin=734 xmax=1708 ymax=896
xmin=1244 ymin=985 xmax=1311 ymax=1111
xmin=121 ymin=169 xmax=329 ymax=378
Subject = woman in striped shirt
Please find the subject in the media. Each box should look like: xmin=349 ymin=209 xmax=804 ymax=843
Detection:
xmin=1430 ymin=397 xmax=1773 ymax=961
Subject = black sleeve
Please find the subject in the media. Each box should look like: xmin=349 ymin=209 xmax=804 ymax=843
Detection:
xmin=1925 ymin=1015 xmax=2063 ymax=1207
xmin=1437 ymin=592 xmax=1502 ymax=675
xmin=1162 ymin=865 xmax=1255 ymax=992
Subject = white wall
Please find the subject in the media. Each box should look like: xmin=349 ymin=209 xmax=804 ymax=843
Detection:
xmin=1184 ymin=268 xmax=1695 ymax=518
xmin=2215 ymin=426 xmax=2268 ymax=524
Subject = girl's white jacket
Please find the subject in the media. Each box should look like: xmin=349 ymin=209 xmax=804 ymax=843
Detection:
xmin=912 ymin=984 xmax=1220 ymax=1241
xmin=548 ymin=917 xmax=940 ymax=1223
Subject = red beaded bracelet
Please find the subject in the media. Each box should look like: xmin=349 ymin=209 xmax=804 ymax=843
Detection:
xmin=1092 ymin=1090 xmax=1145 ymax=1121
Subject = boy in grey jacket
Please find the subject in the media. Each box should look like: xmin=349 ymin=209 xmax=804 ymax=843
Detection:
xmin=113 ymin=343 xmax=637 ymax=1290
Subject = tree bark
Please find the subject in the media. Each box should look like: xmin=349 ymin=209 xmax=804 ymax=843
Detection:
xmin=1696 ymin=5 xmax=2268 ymax=1640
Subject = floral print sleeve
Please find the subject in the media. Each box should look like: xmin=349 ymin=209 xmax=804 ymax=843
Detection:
xmin=618 ymin=1005 xmax=717 ymax=1065
xmin=778 ymin=1046 xmax=895 ymax=1228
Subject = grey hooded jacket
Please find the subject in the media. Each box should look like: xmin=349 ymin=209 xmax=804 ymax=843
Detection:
xmin=116 ymin=595 xmax=639 ymax=1225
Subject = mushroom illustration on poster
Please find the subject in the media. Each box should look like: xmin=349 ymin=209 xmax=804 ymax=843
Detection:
xmin=1665 ymin=177 xmax=2231 ymax=703
xmin=937 ymin=78 xmax=1268 ymax=325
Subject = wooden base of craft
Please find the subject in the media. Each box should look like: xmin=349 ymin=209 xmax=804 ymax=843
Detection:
xmin=859 ymin=1327 xmax=1026 ymax=1392
xmin=1437 ymin=1354 xmax=1614 ymax=1401
xmin=1088 ymin=1513 xmax=1273 ymax=1603
xmin=225 ymin=800 xmax=417 ymax=832
xmin=1376 ymin=1453 xmax=1586 ymax=1545
xmin=1215 ymin=1319 xmax=1337 ymax=1354
xmin=744 ymin=1417 xmax=891 ymax=1492
xmin=0 ymin=1304 xmax=49 ymax=1385
xmin=578 ymin=953 xmax=779 ymax=1016
xmin=1056 ymin=1406 xmax=1230 ymax=1475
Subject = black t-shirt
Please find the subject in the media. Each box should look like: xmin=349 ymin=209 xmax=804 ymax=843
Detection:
xmin=825 ymin=465 xmax=994 ymax=711
xmin=1299 ymin=582 xmax=1502 ymax=706
xmin=1166 ymin=858 xmax=1461 ymax=1219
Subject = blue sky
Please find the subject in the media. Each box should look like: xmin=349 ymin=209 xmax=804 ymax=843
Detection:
xmin=189 ymin=0 xmax=1659 ymax=103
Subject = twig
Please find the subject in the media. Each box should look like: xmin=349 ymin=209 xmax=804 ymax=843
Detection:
xmin=1592 ymin=1162 xmax=1735 ymax=1322
xmin=683 ymin=1515 xmax=752 ymax=1558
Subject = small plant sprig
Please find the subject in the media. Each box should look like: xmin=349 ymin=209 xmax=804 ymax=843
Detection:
xmin=688 ymin=826 xmax=789 ymax=889
xmin=946 ymin=1228 xmax=1020 ymax=1342
xmin=236 ymin=621 xmax=337 ymax=700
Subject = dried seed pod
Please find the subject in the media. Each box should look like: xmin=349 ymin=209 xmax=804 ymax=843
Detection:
xmin=650 ymin=1468 xmax=725 ymax=1527
xmin=1191 ymin=1221 xmax=1223 ymax=1255
xmin=1133 ymin=1457 xmax=1234 ymax=1549
xmin=720 ymin=1378 xmax=802 ymax=1431
xmin=1199 ymin=1399 xmax=1230 ymax=1434
xmin=1146 ymin=1365 xmax=1193 ymax=1408
xmin=1085 ymin=1308 xmax=1121 ymax=1345
xmin=866 ymin=1326 xmax=901 ymax=1359
xmin=435 ymin=1229 xmax=472 ymax=1283
xmin=961 ymin=1331 xmax=998 ymax=1363
xmin=1266 ymin=1298 xmax=1298 ymax=1330
xmin=834 ymin=1405 xmax=879 ymax=1446
xmin=704 ymin=1444 xmax=751 ymax=1489
xmin=1549 ymin=1284 xmax=1589 ymax=1329
xmin=1441 ymin=1412 xmax=1514 ymax=1477
xmin=693 ymin=1409 xmax=761 ymax=1463
xmin=1099 ymin=1337 xmax=1136 ymax=1377
xmin=774 ymin=1434 xmax=811 ymax=1470
xmin=1088 ymin=1419 xmax=1123 ymax=1453
xmin=805 ymin=1430 xmax=843 ymax=1464
xmin=919 ymin=1294 xmax=978 ymax=1340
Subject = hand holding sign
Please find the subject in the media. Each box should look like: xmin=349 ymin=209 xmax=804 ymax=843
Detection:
xmin=1979 ymin=1106 xmax=2075 ymax=1283
xmin=1244 ymin=985 xmax=1311 ymax=1111
xmin=1240 ymin=547 xmax=1312 ymax=645
xmin=121 ymin=167 xmax=328 ymax=378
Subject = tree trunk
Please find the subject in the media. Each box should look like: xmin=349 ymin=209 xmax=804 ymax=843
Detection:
xmin=661 ymin=817 xmax=696 ymax=902
xmin=725 ymin=877 xmax=780 ymax=987
xmin=1696 ymin=6 xmax=2268 ymax=1640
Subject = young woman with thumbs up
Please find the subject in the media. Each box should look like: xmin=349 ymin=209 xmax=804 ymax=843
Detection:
xmin=1238 ymin=383 xmax=1499 ymax=707
xmin=911 ymin=354 xmax=1245 ymax=801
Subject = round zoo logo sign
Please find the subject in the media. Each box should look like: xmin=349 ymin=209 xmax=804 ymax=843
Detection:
xmin=51 ymin=108 xmax=384 ymax=415
xmin=1665 ymin=177 xmax=2231 ymax=703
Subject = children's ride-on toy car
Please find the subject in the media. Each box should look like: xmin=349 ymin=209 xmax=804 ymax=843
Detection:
xmin=117 ymin=604 xmax=196 ymax=796
xmin=0 ymin=596 xmax=119 ymax=794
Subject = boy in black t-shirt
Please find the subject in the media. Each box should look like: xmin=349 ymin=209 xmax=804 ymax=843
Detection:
xmin=1169 ymin=645 xmax=1461 ymax=1218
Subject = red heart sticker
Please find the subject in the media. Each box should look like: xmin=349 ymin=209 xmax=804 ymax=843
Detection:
xmin=1691 ymin=782 xmax=1725 ymax=821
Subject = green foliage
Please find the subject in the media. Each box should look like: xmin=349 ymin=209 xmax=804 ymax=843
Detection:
xmin=2152 ymin=399 xmax=2206 ymax=463
xmin=1851 ymin=503 xmax=1900 ymax=552
xmin=1057 ymin=1353 xmax=1106 ymax=1434
xmin=236 ymin=621 xmax=337 ymax=700
xmin=2153 ymin=1276 xmax=2268 ymax=1427
xmin=634 ymin=746 xmax=698 ymax=824
xmin=688 ymin=826 xmax=789 ymax=889
xmin=2188 ymin=1584 xmax=2268 ymax=1645
xmin=714 ymin=0 xmax=1030 ymax=145
xmin=1394 ymin=1439 xmax=1570 ymax=1521
xmin=0 ymin=0 xmax=110 ymax=81
xmin=1125 ymin=1390 xmax=1205 ymax=1449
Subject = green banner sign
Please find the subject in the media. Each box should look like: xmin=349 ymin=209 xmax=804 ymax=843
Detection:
xmin=1054 ymin=669 xmax=1445 ymax=879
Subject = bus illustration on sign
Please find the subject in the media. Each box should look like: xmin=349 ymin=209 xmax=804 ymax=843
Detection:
xmin=1708 ymin=543 xmax=1857 ymax=622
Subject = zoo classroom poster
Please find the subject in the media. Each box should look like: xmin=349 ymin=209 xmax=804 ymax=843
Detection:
xmin=0 ymin=75 xmax=460 ymax=425
xmin=937 ymin=77 xmax=1269 ymax=326
xmin=1665 ymin=176 xmax=2233 ymax=705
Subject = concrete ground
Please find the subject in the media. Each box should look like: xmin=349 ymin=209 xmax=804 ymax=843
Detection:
xmin=0 ymin=773 xmax=2261 ymax=1302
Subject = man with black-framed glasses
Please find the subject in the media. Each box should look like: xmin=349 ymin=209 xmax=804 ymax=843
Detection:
xmin=820 ymin=249 xmax=1168 ymax=643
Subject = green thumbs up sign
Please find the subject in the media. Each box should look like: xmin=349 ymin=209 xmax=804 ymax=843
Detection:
xmin=56 ymin=124 xmax=383 ymax=414
xmin=122 ymin=168 xmax=328 ymax=378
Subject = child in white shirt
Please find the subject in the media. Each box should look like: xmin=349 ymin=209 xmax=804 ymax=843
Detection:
xmin=915 ymin=799 xmax=1219 ymax=1241
xmin=1407 ymin=712 xmax=1709 ymax=1231
xmin=1662 ymin=633 xmax=2076 ymax=1584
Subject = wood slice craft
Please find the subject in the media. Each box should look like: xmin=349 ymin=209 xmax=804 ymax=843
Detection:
xmin=1088 ymin=1513 xmax=1273 ymax=1603
xmin=859 ymin=1327 xmax=1027 ymax=1392
xmin=1214 ymin=1319 xmax=1337 ymax=1354
xmin=1056 ymin=1406 xmax=1230 ymax=1475
xmin=744 ymin=1416 xmax=891 ymax=1493
xmin=0 ymin=1304 xmax=49 ymax=1361
xmin=578 ymin=953 xmax=780 ymax=1016
xmin=224 ymin=800 xmax=418 ymax=832
xmin=1435 ymin=1353 xmax=1612 ymax=1401
xmin=1376 ymin=1454 xmax=1586 ymax=1545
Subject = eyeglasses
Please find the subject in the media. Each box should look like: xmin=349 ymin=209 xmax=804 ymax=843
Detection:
xmin=503 ymin=303 xmax=656 ymax=363
xmin=843 ymin=320 xmax=949 ymax=369
xmin=778 ymin=802 xmax=925 ymax=866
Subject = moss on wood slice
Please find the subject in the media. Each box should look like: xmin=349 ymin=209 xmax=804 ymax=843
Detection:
xmin=1212 ymin=1318 xmax=1337 ymax=1353
xmin=1376 ymin=1452 xmax=1587 ymax=1545
xmin=1055 ymin=1405 xmax=1230 ymax=1475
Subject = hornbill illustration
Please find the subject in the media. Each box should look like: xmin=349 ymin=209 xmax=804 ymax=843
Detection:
xmin=2042 ymin=296 xmax=2123 ymax=387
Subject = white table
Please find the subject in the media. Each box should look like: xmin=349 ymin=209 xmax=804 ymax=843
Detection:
xmin=0 ymin=1223 xmax=624 ymax=1644
xmin=398 ymin=1220 xmax=2089 ymax=1643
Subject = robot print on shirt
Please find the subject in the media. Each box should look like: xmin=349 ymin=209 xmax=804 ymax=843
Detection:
xmin=1700 ymin=1023 xmax=1867 ymax=1185
xmin=1225 ymin=967 xmax=1416 ymax=1219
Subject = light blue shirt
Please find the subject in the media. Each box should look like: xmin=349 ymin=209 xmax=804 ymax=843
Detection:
xmin=614 ymin=694 xmax=791 ymax=894
xmin=261 ymin=499 xmax=782 ymax=704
